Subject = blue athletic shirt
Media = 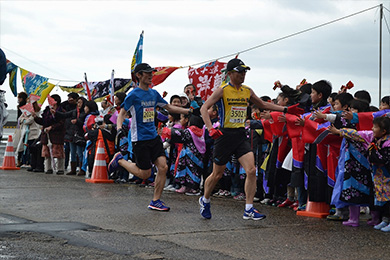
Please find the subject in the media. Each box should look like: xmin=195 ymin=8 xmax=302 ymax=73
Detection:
xmin=122 ymin=87 xmax=168 ymax=142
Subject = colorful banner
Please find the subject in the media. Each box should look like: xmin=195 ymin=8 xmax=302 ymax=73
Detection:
xmin=60 ymin=78 xmax=133 ymax=102
xmin=188 ymin=61 xmax=227 ymax=100
xmin=152 ymin=66 xmax=179 ymax=87
xmin=19 ymin=68 xmax=55 ymax=104
xmin=6 ymin=60 xmax=18 ymax=96
xmin=131 ymin=31 xmax=144 ymax=73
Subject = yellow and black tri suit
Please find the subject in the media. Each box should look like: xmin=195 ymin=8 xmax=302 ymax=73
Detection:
xmin=213 ymin=83 xmax=252 ymax=165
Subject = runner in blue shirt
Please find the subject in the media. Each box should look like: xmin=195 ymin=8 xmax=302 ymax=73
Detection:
xmin=109 ymin=63 xmax=191 ymax=211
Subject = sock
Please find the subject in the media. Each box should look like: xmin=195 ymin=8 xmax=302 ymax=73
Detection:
xmin=202 ymin=197 xmax=210 ymax=203
xmin=335 ymin=208 xmax=342 ymax=216
xmin=245 ymin=204 xmax=253 ymax=211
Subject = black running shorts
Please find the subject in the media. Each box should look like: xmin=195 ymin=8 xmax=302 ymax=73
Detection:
xmin=213 ymin=128 xmax=252 ymax=166
xmin=132 ymin=136 xmax=166 ymax=170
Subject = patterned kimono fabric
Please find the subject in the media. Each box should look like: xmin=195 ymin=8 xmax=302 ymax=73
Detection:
xmin=172 ymin=126 xmax=205 ymax=190
xmin=371 ymin=135 xmax=390 ymax=206
xmin=340 ymin=138 xmax=373 ymax=205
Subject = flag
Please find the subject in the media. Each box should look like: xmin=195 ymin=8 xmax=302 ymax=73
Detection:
xmin=61 ymin=78 xmax=133 ymax=102
xmin=19 ymin=103 xmax=34 ymax=116
xmin=19 ymin=68 xmax=54 ymax=104
xmin=90 ymin=78 xmax=133 ymax=101
xmin=29 ymin=94 xmax=40 ymax=104
xmin=109 ymin=70 xmax=115 ymax=104
xmin=152 ymin=66 xmax=179 ymax=87
xmin=0 ymin=49 xmax=6 ymax=85
xmin=59 ymin=82 xmax=86 ymax=94
xmin=131 ymin=31 xmax=144 ymax=74
xmin=188 ymin=61 xmax=227 ymax=100
xmin=6 ymin=60 xmax=18 ymax=96
xmin=47 ymin=95 xmax=56 ymax=108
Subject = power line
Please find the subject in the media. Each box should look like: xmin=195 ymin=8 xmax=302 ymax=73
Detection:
xmin=185 ymin=4 xmax=381 ymax=68
xmin=384 ymin=12 xmax=390 ymax=35
xmin=0 ymin=46 xmax=79 ymax=83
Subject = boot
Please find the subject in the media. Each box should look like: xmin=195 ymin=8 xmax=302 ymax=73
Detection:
xmin=66 ymin=162 xmax=77 ymax=175
xmin=76 ymin=162 xmax=85 ymax=176
xmin=342 ymin=205 xmax=360 ymax=227
xmin=367 ymin=211 xmax=381 ymax=226
xmin=56 ymin=158 xmax=65 ymax=175
xmin=44 ymin=158 xmax=53 ymax=174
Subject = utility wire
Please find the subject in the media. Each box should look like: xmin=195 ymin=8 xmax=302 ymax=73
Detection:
xmin=384 ymin=13 xmax=390 ymax=35
xmin=1 ymin=46 xmax=79 ymax=83
xmin=185 ymin=4 xmax=381 ymax=68
xmin=384 ymin=6 xmax=390 ymax=14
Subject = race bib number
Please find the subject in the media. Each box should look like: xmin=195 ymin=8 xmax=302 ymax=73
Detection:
xmin=229 ymin=106 xmax=246 ymax=123
xmin=143 ymin=107 xmax=155 ymax=123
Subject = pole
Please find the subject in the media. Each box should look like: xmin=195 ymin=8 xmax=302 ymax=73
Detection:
xmin=84 ymin=73 xmax=92 ymax=101
xmin=379 ymin=4 xmax=383 ymax=104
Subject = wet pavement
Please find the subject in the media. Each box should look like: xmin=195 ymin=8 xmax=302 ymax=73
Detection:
xmin=0 ymin=139 xmax=389 ymax=259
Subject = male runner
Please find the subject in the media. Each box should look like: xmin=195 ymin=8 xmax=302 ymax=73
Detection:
xmin=199 ymin=58 xmax=295 ymax=220
xmin=108 ymin=63 xmax=190 ymax=211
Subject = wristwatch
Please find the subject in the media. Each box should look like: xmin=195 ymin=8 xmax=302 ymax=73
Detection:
xmin=283 ymin=107 xmax=288 ymax=114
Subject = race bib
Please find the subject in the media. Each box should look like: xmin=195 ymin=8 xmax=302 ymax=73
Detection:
xmin=229 ymin=106 xmax=247 ymax=123
xmin=143 ymin=107 xmax=155 ymax=123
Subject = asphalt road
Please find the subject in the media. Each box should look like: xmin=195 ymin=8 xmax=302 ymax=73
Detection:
xmin=0 ymin=141 xmax=389 ymax=259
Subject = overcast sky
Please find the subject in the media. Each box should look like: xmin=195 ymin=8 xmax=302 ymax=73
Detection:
xmin=1 ymin=0 xmax=389 ymax=109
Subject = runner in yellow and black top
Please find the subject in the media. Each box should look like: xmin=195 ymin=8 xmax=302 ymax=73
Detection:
xmin=199 ymin=58 xmax=295 ymax=221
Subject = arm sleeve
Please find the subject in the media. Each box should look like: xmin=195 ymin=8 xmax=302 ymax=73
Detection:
xmin=339 ymin=128 xmax=366 ymax=143
xmin=325 ymin=114 xmax=337 ymax=123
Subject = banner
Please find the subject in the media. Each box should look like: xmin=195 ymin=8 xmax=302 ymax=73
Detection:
xmin=188 ymin=61 xmax=227 ymax=100
xmin=19 ymin=68 xmax=54 ymax=104
xmin=6 ymin=60 xmax=18 ymax=96
xmin=60 ymin=78 xmax=134 ymax=102
xmin=152 ymin=66 xmax=179 ymax=87
xmin=19 ymin=103 xmax=34 ymax=116
xmin=131 ymin=31 xmax=144 ymax=73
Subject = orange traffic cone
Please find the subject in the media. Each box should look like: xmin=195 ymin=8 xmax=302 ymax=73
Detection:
xmin=0 ymin=135 xmax=20 ymax=170
xmin=86 ymin=140 xmax=113 ymax=183
xmin=296 ymin=199 xmax=330 ymax=218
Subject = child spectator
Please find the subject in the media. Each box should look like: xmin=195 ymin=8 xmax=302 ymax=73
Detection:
xmin=379 ymin=96 xmax=390 ymax=111
xmin=86 ymin=114 xmax=116 ymax=171
xmin=330 ymin=117 xmax=390 ymax=231
xmin=162 ymin=115 xmax=205 ymax=196
xmin=354 ymin=90 xmax=371 ymax=105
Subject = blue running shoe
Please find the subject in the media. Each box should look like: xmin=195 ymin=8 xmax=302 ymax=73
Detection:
xmin=148 ymin=199 xmax=170 ymax=211
xmin=243 ymin=207 xmax=266 ymax=220
xmin=199 ymin=196 xmax=211 ymax=219
xmin=108 ymin=152 xmax=123 ymax=173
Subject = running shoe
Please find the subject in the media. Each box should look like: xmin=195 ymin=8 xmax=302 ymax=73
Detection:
xmin=199 ymin=196 xmax=211 ymax=219
xmin=148 ymin=199 xmax=170 ymax=211
xmin=243 ymin=207 xmax=266 ymax=220
xmin=108 ymin=152 xmax=123 ymax=173
xmin=381 ymin=223 xmax=390 ymax=232
xmin=374 ymin=221 xmax=389 ymax=230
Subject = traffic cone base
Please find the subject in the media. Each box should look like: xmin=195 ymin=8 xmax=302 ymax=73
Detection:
xmin=86 ymin=140 xmax=113 ymax=184
xmin=296 ymin=200 xmax=330 ymax=218
xmin=0 ymin=135 xmax=20 ymax=171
